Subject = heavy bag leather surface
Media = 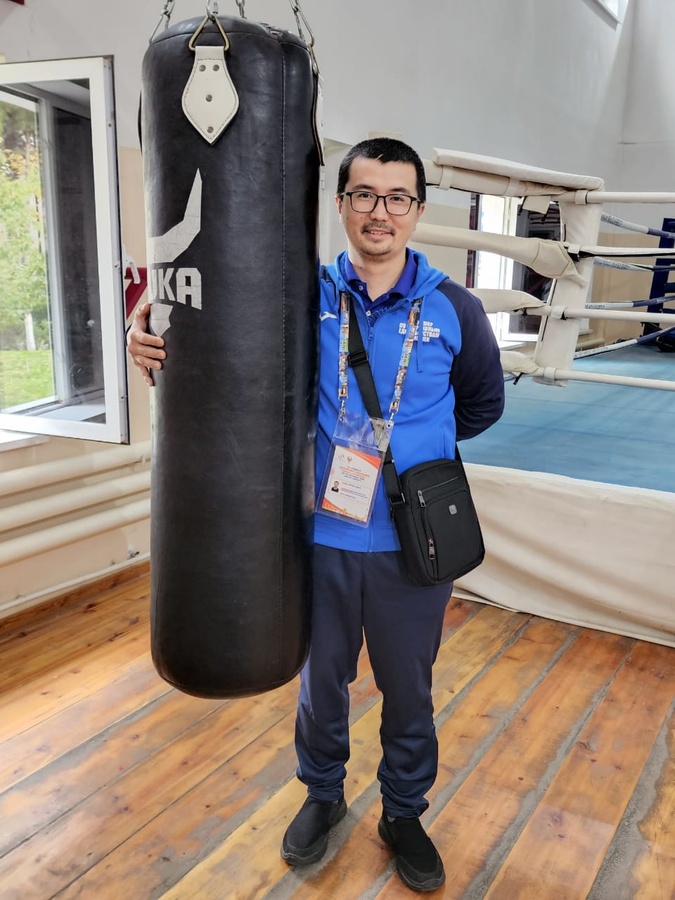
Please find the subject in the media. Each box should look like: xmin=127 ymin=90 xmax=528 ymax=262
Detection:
xmin=141 ymin=16 xmax=320 ymax=698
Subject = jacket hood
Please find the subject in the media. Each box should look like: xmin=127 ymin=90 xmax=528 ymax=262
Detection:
xmin=324 ymin=249 xmax=448 ymax=301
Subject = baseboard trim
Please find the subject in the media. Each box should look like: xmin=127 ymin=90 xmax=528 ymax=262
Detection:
xmin=0 ymin=557 xmax=151 ymax=635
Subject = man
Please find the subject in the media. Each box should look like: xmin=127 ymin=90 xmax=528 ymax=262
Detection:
xmin=128 ymin=138 xmax=504 ymax=892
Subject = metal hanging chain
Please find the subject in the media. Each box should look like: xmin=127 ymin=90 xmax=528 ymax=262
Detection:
xmin=288 ymin=0 xmax=319 ymax=74
xmin=232 ymin=0 xmax=317 ymax=58
xmin=151 ymin=0 xmax=318 ymax=73
xmin=151 ymin=0 xmax=219 ymax=40
xmin=288 ymin=0 xmax=307 ymax=44
xmin=150 ymin=0 xmax=177 ymax=42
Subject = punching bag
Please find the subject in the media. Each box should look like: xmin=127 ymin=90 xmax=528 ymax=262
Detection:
xmin=141 ymin=11 xmax=321 ymax=697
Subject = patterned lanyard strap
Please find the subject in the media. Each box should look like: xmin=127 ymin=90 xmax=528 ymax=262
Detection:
xmin=338 ymin=292 xmax=422 ymax=423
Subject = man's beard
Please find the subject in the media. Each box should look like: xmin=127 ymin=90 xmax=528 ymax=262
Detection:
xmin=359 ymin=224 xmax=394 ymax=257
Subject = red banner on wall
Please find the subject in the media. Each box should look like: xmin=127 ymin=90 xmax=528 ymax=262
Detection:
xmin=6 ymin=1 xmax=26 ymax=5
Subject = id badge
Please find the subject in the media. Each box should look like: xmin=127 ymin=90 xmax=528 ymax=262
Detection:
xmin=317 ymin=414 xmax=392 ymax=526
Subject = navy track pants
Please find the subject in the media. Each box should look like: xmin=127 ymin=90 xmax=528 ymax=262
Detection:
xmin=294 ymin=544 xmax=451 ymax=818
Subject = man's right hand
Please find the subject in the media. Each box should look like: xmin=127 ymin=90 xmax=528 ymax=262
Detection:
xmin=127 ymin=302 xmax=166 ymax=387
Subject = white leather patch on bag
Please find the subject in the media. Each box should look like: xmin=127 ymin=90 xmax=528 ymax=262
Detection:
xmin=182 ymin=45 xmax=239 ymax=144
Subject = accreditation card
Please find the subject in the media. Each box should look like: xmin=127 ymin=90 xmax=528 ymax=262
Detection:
xmin=317 ymin=415 xmax=392 ymax=526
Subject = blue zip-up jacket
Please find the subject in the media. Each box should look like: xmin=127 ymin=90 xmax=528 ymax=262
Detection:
xmin=314 ymin=249 xmax=505 ymax=552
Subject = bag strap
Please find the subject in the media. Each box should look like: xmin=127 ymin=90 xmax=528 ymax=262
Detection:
xmin=346 ymin=293 xmax=466 ymax=507
xmin=346 ymin=295 xmax=405 ymax=506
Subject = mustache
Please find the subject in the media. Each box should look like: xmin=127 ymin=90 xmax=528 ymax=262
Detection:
xmin=362 ymin=223 xmax=394 ymax=234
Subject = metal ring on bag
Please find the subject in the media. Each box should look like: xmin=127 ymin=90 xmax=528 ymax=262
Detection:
xmin=188 ymin=13 xmax=231 ymax=52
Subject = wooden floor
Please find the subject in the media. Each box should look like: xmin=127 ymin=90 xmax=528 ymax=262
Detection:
xmin=1 ymin=569 xmax=675 ymax=899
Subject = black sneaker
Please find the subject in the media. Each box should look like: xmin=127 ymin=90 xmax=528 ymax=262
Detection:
xmin=281 ymin=796 xmax=347 ymax=866
xmin=378 ymin=814 xmax=445 ymax=892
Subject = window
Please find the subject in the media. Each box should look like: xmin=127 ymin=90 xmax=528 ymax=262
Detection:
xmin=590 ymin=0 xmax=625 ymax=23
xmin=468 ymin=197 xmax=590 ymax=346
xmin=471 ymin=194 xmax=520 ymax=346
xmin=509 ymin=203 xmax=561 ymax=341
xmin=0 ymin=57 xmax=128 ymax=443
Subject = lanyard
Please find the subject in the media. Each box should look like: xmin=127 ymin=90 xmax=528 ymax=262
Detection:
xmin=337 ymin=292 xmax=422 ymax=424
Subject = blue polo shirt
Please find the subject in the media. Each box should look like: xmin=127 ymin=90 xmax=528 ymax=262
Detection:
xmin=340 ymin=249 xmax=418 ymax=313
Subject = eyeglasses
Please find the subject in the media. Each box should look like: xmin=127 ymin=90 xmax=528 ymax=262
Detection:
xmin=340 ymin=191 xmax=420 ymax=216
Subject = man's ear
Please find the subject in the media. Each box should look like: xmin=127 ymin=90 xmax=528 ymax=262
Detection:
xmin=335 ymin=194 xmax=343 ymax=215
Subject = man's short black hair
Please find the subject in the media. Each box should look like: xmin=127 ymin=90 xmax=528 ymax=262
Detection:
xmin=336 ymin=138 xmax=427 ymax=204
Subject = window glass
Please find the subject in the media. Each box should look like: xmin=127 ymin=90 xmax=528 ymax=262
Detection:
xmin=0 ymin=58 xmax=128 ymax=443
xmin=0 ymin=91 xmax=54 ymax=410
xmin=591 ymin=0 xmax=623 ymax=22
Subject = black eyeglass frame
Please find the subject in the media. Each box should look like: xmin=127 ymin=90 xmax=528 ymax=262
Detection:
xmin=339 ymin=191 xmax=422 ymax=216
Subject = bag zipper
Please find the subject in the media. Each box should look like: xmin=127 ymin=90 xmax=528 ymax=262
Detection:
xmin=416 ymin=475 xmax=459 ymax=508
xmin=416 ymin=490 xmax=437 ymax=562
xmin=416 ymin=476 xmax=461 ymax=564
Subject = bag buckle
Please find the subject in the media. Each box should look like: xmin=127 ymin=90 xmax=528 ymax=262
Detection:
xmin=349 ymin=348 xmax=368 ymax=368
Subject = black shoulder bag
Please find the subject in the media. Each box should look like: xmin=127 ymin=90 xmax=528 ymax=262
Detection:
xmin=347 ymin=296 xmax=485 ymax=586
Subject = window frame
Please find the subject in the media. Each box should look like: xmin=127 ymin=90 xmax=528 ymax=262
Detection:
xmin=0 ymin=56 xmax=128 ymax=444
xmin=590 ymin=0 xmax=624 ymax=24
xmin=472 ymin=194 xmax=528 ymax=347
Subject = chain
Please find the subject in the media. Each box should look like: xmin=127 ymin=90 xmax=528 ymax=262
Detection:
xmin=150 ymin=0 xmax=318 ymax=74
xmin=288 ymin=0 xmax=319 ymax=74
xmin=288 ymin=0 xmax=305 ymax=43
xmin=150 ymin=0 xmax=177 ymax=42
xmin=151 ymin=0 xmax=219 ymax=41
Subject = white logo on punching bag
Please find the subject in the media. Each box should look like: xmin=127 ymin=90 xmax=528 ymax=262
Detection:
xmin=148 ymin=170 xmax=203 ymax=334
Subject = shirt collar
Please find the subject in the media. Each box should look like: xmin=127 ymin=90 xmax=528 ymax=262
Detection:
xmin=341 ymin=250 xmax=417 ymax=306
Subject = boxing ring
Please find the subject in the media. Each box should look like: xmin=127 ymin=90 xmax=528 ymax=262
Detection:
xmin=415 ymin=150 xmax=675 ymax=647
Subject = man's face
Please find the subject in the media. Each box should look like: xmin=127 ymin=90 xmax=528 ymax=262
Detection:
xmin=335 ymin=157 xmax=425 ymax=263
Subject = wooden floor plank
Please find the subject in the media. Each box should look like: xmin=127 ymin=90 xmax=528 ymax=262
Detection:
xmin=54 ymin=698 xmax=301 ymax=900
xmin=437 ymin=596 xmax=482 ymax=640
xmin=624 ymin=706 xmax=675 ymax=899
xmin=410 ymin=629 xmax=635 ymax=899
xmin=0 ymin=659 xmax=171 ymax=792
xmin=0 ymin=686 xmax=225 ymax=856
xmin=0 ymin=564 xmax=150 ymax=646
xmin=99 ymin=601 xmax=496 ymax=896
xmin=430 ymin=604 xmax=532 ymax=700
xmin=3 ymin=627 xmax=381 ymax=898
xmin=0 ymin=689 xmax=295 ymax=896
xmin=62 ymin=646 xmax=384 ymax=899
xmin=155 ymin=671 xmax=412 ymax=896
xmin=287 ymin=617 xmax=574 ymax=900
xmin=158 ymin=609 xmax=547 ymax=899
xmin=2 ymin=572 xmax=675 ymax=899
xmin=484 ymin=640 xmax=675 ymax=900
xmin=0 ymin=628 xmax=152 ymax=739
xmin=0 ymin=590 xmax=149 ymax=689
xmin=588 ymin=703 xmax=675 ymax=899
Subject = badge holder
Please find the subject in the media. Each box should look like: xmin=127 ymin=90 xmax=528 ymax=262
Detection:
xmin=316 ymin=412 xmax=392 ymax=526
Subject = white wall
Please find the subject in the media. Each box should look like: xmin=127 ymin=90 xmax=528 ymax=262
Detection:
xmin=317 ymin=0 xmax=634 ymax=184
xmin=621 ymin=0 xmax=675 ymax=187
xmin=1 ymin=0 xmax=634 ymax=178
xmin=615 ymin=0 xmax=675 ymax=226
